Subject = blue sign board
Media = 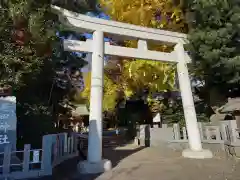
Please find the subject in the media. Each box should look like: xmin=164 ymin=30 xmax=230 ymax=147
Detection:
xmin=0 ymin=96 xmax=17 ymax=152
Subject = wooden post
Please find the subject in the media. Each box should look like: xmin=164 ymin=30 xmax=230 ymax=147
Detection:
xmin=23 ymin=144 xmax=31 ymax=172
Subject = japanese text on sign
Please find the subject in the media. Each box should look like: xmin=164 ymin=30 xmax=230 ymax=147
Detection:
xmin=0 ymin=114 xmax=10 ymax=120
xmin=33 ymin=150 xmax=40 ymax=163
xmin=0 ymin=134 xmax=9 ymax=144
xmin=0 ymin=122 xmax=10 ymax=133
xmin=0 ymin=121 xmax=10 ymax=144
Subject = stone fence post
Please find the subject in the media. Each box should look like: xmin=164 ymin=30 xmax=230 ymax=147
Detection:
xmin=41 ymin=134 xmax=53 ymax=176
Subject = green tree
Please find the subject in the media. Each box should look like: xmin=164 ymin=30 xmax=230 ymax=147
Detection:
xmin=0 ymin=1 xmax=58 ymax=148
xmin=187 ymin=0 xmax=240 ymax=106
xmin=0 ymin=0 xmax=55 ymax=88
xmin=0 ymin=0 xmax=94 ymax=148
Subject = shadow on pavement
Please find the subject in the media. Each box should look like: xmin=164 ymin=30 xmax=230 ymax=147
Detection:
xmin=79 ymin=145 xmax=145 ymax=180
xmin=25 ymin=156 xmax=82 ymax=180
xmin=103 ymin=146 xmax=145 ymax=168
xmin=52 ymin=156 xmax=82 ymax=180
xmin=30 ymin=141 xmax=145 ymax=180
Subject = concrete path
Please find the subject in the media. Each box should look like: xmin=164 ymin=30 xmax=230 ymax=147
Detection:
xmin=31 ymin=145 xmax=240 ymax=180
xmin=25 ymin=156 xmax=81 ymax=180
xmin=79 ymin=145 xmax=240 ymax=180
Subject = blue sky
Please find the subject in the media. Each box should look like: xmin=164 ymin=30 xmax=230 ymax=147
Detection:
xmin=83 ymin=12 xmax=110 ymax=41
xmin=79 ymin=12 xmax=111 ymax=72
xmin=57 ymin=12 xmax=110 ymax=41
xmin=55 ymin=11 xmax=111 ymax=74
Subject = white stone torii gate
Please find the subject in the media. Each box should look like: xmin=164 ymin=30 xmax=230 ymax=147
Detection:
xmin=52 ymin=6 xmax=213 ymax=174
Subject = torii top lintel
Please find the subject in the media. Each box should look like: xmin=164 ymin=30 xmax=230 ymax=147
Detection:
xmin=52 ymin=6 xmax=188 ymax=45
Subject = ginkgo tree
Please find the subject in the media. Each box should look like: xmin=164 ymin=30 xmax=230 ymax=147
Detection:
xmin=81 ymin=0 xmax=187 ymax=113
xmin=99 ymin=0 xmax=187 ymax=32
xmin=120 ymin=60 xmax=176 ymax=98
xmin=81 ymin=72 xmax=119 ymax=111
xmin=98 ymin=0 xmax=187 ymax=108
xmin=81 ymin=59 xmax=176 ymax=112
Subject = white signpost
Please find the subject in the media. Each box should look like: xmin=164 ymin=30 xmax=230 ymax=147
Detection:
xmin=33 ymin=150 xmax=40 ymax=163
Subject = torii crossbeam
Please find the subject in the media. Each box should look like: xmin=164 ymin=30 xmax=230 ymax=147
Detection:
xmin=52 ymin=5 xmax=213 ymax=174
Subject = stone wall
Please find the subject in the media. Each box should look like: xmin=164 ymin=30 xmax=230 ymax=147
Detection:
xmin=136 ymin=121 xmax=240 ymax=158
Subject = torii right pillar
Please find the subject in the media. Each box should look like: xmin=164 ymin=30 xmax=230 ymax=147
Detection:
xmin=174 ymin=42 xmax=213 ymax=159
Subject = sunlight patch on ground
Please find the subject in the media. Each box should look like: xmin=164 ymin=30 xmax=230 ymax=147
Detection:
xmin=114 ymin=144 xmax=139 ymax=150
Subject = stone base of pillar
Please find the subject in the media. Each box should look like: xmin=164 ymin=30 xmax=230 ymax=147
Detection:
xmin=182 ymin=149 xmax=213 ymax=159
xmin=78 ymin=159 xmax=112 ymax=174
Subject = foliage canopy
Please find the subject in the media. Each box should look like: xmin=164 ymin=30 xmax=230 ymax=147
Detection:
xmin=80 ymin=0 xmax=188 ymax=112
xmin=187 ymin=0 xmax=240 ymax=103
xmin=0 ymin=0 xmax=94 ymax=147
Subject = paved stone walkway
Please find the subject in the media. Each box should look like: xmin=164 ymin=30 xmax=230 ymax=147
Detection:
xmin=79 ymin=145 xmax=240 ymax=180
xmin=32 ymin=145 xmax=240 ymax=180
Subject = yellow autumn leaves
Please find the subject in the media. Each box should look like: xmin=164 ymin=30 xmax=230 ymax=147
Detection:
xmin=81 ymin=0 xmax=186 ymax=111
xmin=120 ymin=60 xmax=176 ymax=97
xmin=100 ymin=0 xmax=186 ymax=32
xmin=81 ymin=72 xmax=119 ymax=111
xmin=81 ymin=60 xmax=176 ymax=111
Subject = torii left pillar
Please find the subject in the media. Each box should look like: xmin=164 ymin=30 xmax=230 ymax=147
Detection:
xmin=78 ymin=31 xmax=112 ymax=174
